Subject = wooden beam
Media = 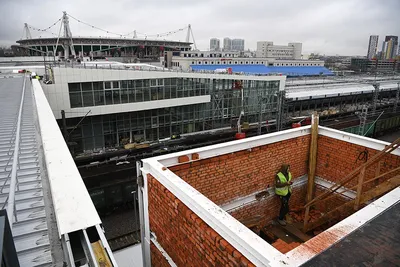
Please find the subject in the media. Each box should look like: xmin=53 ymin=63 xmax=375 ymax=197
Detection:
xmin=354 ymin=166 xmax=366 ymax=210
xmin=304 ymin=175 xmax=400 ymax=232
xmin=304 ymin=112 xmax=319 ymax=231
xmin=304 ymin=137 xmax=400 ymax=208
xmin=314 ymin=166 xmax=400 ymax=206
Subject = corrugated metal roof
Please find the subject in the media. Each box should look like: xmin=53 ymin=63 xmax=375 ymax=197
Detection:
xmin=0 ymin=76 xmax=54 ymax=266
xmin=190 ymin=65 xmax=334 ymax=76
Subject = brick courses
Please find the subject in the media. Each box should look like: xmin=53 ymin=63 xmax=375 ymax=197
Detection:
xmin=228 ymin=183 xmax=308 ymax=229
xmin=170 ymin=135 xmax=311 ymax=206
xmin=148 ymin=174 xmax=255 ymax=267
xmin=316 ymin=136 xmax=400 ymax=190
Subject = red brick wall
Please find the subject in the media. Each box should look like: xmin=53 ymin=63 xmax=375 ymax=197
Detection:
xmin=148 ymin=174 xmax=255 ymax=267
xmin=228 ymin=183 xmax=308 ymax=228
xmin=170 ymin=135 xmax=310 ymax=205
xmin=313 ymin=184 xmax=350 ymax=213
xmin=316 ymin=136 xmax=400 ymax=190
xmin=150 ymin=243 xmax=170 ymax=267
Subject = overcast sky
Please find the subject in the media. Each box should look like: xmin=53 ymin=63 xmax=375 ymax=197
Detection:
xmin=1 ymin=0 xmax=399 ymax=56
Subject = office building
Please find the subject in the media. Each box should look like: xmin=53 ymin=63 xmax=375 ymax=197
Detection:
xmin=382 ymin=35 xmax=399 ymax=60
xmin=367 ymin=35 xmax=379 ymax=59
xmin=210 ymin=38 xmax=220 ymax=51
xmin=256 ymin=41 xmax=302 ymax=59
xmin=231 ymin=39 xmax=245 ymax=51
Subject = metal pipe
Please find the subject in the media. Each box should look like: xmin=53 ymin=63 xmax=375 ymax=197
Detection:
xmin=7 ymin=76 xmax=26 ymax=226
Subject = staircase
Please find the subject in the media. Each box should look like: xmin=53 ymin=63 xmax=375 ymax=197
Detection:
xmin=303 ymin=137 xmax=400 ymax=233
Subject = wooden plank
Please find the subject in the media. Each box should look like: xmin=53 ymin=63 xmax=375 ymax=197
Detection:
xmin=304 ymin=175 xmax=400 ymax=232
xmin=270 ymin=225 xmax=296 ymax=244
xmin=91 ymin=241 xmax=113 ymax=267
xmin=239 ymin=215 xmax=262 ymax=229
xmin=354 ymin=166 xmax=366 ymax=210
xmin=282 ymin=224 xmax=312 ymax=242
xmin=304 ymin=112 xmax=318 ymax=230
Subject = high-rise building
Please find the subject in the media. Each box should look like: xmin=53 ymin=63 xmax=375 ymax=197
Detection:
xmin=382 ymin=35 xmax=399 ymax=60
xmin=231 ymin=39 xmax=245 ymax=51
xmin=367 ymin=35 xmax=379 ymax=59
xmin=223 ymin=38 xmax=232 ymax=51
xmin=209 ymin=38 xmax=220 ymax=51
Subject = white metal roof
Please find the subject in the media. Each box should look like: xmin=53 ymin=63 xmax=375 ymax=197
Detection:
xmin=0 ymin=77 xmax=55 ymax=266
xmin=286 ymin=82 xmax=399 ymax=100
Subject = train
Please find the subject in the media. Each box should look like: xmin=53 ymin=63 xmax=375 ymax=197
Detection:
xmin=324 ymin=111 xmax=400 ymax=137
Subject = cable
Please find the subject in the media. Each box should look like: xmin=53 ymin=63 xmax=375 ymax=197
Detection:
xmin=67 ymin=13 xmax=124 ymax=37
xmin=355 ymin=149 xmax=369 ymax=164
xmin=68 ymin=12 xmax=186 ymax=39
xmin=28 ymin=17 xmax=61 ymax=33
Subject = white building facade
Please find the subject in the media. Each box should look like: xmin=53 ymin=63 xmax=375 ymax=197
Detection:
xmin=256 ymin=41 xmax=302 ymax=59
xmin=160 ymin=51 xmax=324 ymax=71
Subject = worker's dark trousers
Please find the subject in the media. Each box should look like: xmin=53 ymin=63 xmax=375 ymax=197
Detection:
xmin=278 ymin=192 xmax=291 ymax=220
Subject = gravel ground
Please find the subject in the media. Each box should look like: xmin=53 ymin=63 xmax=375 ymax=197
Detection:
xmin=101 ymin=207 xmax=140 ymax=240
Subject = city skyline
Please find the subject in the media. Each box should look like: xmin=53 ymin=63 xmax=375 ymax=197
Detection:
xmin=0 ymin=0 xmax=399 ymax=56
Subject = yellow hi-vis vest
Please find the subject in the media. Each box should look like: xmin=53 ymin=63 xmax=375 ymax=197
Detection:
xmin=275 ymin=172 xmax=292 ymax=196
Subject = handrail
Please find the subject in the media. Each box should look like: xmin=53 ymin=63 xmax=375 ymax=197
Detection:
xmin=7 ymin=76 xmax=26 ymax=227
xmin=314 ymin=166 xmax=400 ymax=205
xmin=304 ymin=137 xmax=400 ymax=208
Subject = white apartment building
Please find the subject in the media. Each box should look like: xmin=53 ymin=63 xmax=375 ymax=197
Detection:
xmin=210 ymin=38 xmax=220 ymax=51
xmin=256 ymin=42 xmax=302 ymax=59
xmin=231 ymin=39 xmax=245 ymax=51
xmin=223 ymin=38 xmax=232 ymax=51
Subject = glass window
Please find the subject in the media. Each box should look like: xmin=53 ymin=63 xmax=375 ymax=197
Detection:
xmin=121 ymin=89 xmax=129 ymax=103
xmin=68 ymin=83 xmax=81 ymax=92
xmin=104 ymin=81 xmax=112 ymax=90
xmin=81 ymin=82 xmax=92 ymax=91
xmin=150 ymin=79 xmax=157 ymax=87
xmin=121 ymin=80 xmax=129 ymax=89
xmin=143 ymin=89 xmax=150 ymax=101
xmin=70 ymin=92 xmax=82 ymax=108
xmin=112 ymin=81 xmax=120 ymax=89
xmin=128 ymin=89 xmax=135 ymax=102
xmin=113 ymin=90 xmax=121 ymax=104
xmin=164 ymin=86 xmax=171 ymax=99
xmin=151 ymin=87 xmax=158 ymax=100
xmin=94 ymin=91 xmax=104 ymax=106
xmin=136 ymin=89 xmax=143 ymax=102
xmin=136 ymin=80 xmax=143 ymax=88
xmin=93 ymin=82 xmax=103 ymax=90
xmin=82 ymin=91 xmax=94 ymax=107
xmin=105 ymin=91 xmax=113 ymax=104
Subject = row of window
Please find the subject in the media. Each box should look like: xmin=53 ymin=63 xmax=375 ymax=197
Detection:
xmin=68 ymin=78 xmax=211 ymax=108
xmin=182 ymin=53 xmax=239 ymax=58
xmin=189 ymin=60 xmax=322 ymax=67
xmin=191 ymin=61 xmax=266 ymax=65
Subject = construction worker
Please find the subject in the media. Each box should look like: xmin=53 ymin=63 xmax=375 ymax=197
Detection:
xmin=275 ymin=164 xmax=293 ymax=226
